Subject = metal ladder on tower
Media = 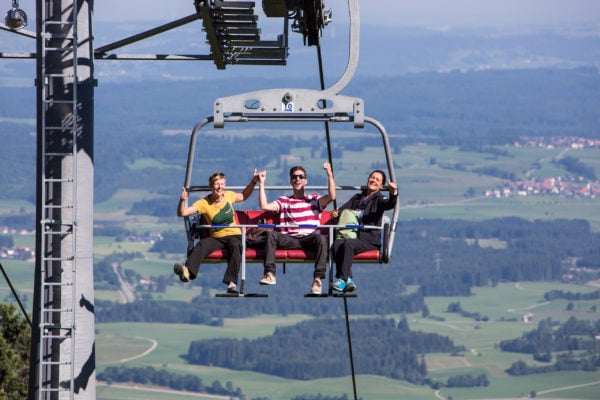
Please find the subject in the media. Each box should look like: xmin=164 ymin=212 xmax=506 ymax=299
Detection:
xmin=37 ymin=1 xmax=79 ymax=398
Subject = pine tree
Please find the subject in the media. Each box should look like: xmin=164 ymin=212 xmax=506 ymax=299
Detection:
xmin=0 ymin=303 xmax=31 ymax=399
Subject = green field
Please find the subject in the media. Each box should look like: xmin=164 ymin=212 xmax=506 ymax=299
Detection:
xmin=3 ymin=141 xmax=600 ymax=399
xmin=91 ymin=282 xmax=600 ymax=400
xmin=6 ymin=240 xmax=598 ymax=399
xmin=93 ymin=143 xmax=600 ymax=232
xmin=4 ymin=142 xmax=600 ymax=232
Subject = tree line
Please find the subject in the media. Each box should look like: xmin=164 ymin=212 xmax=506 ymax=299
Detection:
xmin=184 ymin=315 xmax=489 ymax=389
xmin=501 ymin=317 xmax=600 ymax=375
xmin=93 ymin=217 xmax=600 ymax=324
xmin=544 ymin=289 xmax=600 ymax=301
xmin=97 ymin=363 xmax=361 ymax=400
xmin=554 ymin=156 xmax=597 ymax=181
xmin=506 ymin=353 xmax=600 ymax=376
xmin=500 ymin=317 xmax=600 ymax=356
xmin=446 ymin=302 xmax=489 ymax=322
xmin=94 ymin=286 xmax=425 ymax=323
xmin=394 ymin=217 xmax=600 ymax=296
xmin=186 ymin=317 xmax=462 ymax=384
xmin=97 ymin=365 xmax=245 ymax=398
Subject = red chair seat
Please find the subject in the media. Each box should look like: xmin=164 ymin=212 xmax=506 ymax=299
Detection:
xmin=200 ymin=210 xmax=380 ymax=263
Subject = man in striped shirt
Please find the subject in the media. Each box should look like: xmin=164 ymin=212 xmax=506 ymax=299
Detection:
xmin=257 ymin=163 xmax=336 ymax=294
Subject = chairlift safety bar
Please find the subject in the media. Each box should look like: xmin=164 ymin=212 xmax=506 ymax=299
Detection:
xmin=192 ymin=222 xmax=383 ymax=296
xmin=183 ymin=114 xmax=399 ymax=271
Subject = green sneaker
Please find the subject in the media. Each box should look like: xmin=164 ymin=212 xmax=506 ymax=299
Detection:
xmin=345 ymin=277 xmax=357 ymax=292
xmin=332 ymin=278 xmax=346 ymax=292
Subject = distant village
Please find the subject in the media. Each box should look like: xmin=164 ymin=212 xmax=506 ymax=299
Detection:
xmin=0 ymin=227 xmax=33 ymax=261
xmin=517 ymin=136 xmax=600 ymax=149
xmin=0 ymin=226 xmax=161 ymax=261
xmin=484 ymin=136 xmax=600 ymax=199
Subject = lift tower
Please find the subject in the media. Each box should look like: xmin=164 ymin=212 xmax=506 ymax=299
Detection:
xmin=28 ymin=0 xmax=96 ymax=399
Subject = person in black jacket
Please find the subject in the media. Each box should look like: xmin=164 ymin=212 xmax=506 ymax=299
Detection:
xmin=331 ymin=170 xmax=398 ymax=292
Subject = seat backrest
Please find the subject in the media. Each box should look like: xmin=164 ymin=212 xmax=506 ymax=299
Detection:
xmin=235 ymin=210 xmax=279 ymax=226
xmin=193 ymin=208 xmax=383 ymax=263
xmin=237 ymin=210 xmax=333 ymax=228
xmin=320 ymin=210 xmax=333 ymax=224
xmin=195 ymin=209 xmax=335 ymax=238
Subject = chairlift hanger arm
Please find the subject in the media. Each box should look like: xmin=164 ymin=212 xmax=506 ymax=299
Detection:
xmin=0 ymin=23 xmax=35 ymax=59
xmin=185 ymin=115 xmax=393 ymax=188
xmin=94 ymin=13 xmax=201 ymax=55
xmin=210 ymin=0 xmax=361 ymax=125
xmin=94 ymin=53 xmax=213 ymax=61
xmin=0 ymin=22 xmax=35 ymax=37
xmin=214 ymin=88 xmax=364 ymax=128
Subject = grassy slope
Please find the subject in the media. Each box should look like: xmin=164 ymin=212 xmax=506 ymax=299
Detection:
xmin=4 ymin=142 xmax=600 ymax=399
xmin=94 ymin=282 xmax=600 ymax=400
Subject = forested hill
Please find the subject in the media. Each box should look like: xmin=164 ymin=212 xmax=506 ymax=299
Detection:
xmin=1 ymin=67 xmax=599 ymax=203
xmin=99 ymin=67 xmax=600 ymax=142
xmin=186 ymin=317 xmax=460 ymax=383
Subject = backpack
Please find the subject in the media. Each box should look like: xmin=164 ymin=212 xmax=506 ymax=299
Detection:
xmin=335 ymin=209 xmax=359 ymax=240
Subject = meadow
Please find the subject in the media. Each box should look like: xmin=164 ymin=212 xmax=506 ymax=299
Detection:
xmin=93 ymin=282 xmax=600 ymax=400
xmin=2 ymin=141 xmax=600 ymax=399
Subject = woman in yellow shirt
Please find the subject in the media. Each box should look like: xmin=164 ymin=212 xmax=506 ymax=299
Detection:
xmin=175 ymin=171 xmax=258 ymax=293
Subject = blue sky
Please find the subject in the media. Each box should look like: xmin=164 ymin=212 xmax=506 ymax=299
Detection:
xmin=9 ymin=0 xmax=600 ymax=30
xmin=93 ymin=0 xmax=600 ymax=27
xmin=11 ymin=0 xmax=600 ymax=28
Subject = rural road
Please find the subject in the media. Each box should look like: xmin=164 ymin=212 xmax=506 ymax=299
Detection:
xmin=112 ymin=262 xmax=136 ymax=303
xmin=119 ymin=336 xmax=158 ymax=363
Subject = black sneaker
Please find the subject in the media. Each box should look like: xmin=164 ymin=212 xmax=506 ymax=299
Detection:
xmin=174 ymin=263 xmax=190 ymax=283
xmin=227 ymin=282 xmax=239 ymax=294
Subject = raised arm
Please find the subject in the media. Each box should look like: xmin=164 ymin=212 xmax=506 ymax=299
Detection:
xmin=384 ymin=180 xmax=399 ymax=209
xmin=319 ymin=161 xmax=336 ymax=209
xmin=177 ymin=186 xmax=198 ymax=217
xmin=258 ymin=170 xmax=279 ymax=212
xmin=235 ymin=169 xmax=259 ymax=202
xmin=388 ymin=181 xmax=398 ymax=197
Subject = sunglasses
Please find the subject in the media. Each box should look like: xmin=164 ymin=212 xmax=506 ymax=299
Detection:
xmin=290 ymin=174 xmax=305 ymax=180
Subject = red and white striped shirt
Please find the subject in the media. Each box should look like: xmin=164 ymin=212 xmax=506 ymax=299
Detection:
xmin=275 ymin=194 xmax=322 ymax=237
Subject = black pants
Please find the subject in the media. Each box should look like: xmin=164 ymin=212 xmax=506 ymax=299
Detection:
xmin=263 ymin=230 xmax=328 ymax=279
xmin=332 ymin=238 xmax=378 ymax=280
xmin=185 ymin=235 xmax=242 ymax=285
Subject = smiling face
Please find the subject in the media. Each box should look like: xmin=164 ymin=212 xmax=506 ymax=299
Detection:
xmin=208 ymin=172 xmax=226 ymax=199
xmin=366 ymin=171 xmax=385 ymax=194
xmin=289 ymin=166 xmax=307 ymax=190
xmin=211 ymin=177 xmax=226 ymax=198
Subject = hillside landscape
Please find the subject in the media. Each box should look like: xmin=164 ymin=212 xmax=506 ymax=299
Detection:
xmin=2 ymin=16 xmax=600 ymax=400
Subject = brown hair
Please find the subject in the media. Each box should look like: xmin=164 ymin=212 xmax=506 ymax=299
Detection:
xmin=289 ymin=166 xmax=306 ymax=178
xmin=209 ymin=172 xmax=226 ymax=186
xmin=369 ymin=169 xmax=387 ymax=186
